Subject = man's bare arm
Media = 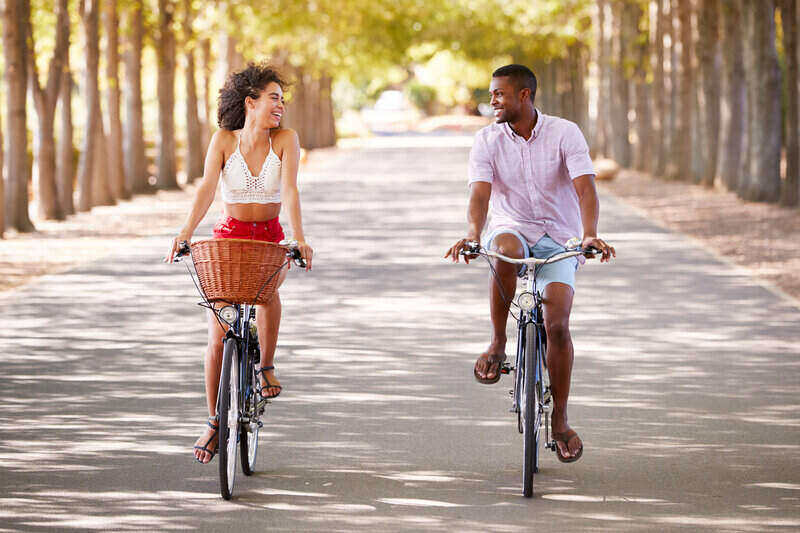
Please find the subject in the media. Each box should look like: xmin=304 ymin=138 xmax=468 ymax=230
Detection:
xmin=445 ymin=181 xmax=492 ymax=262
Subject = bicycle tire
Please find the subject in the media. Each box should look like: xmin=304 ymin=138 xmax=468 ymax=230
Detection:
xmin=241 ymin=348 xmax=259 ymax=476
xmin=218 ymin=337 xmax=239 ymax=500
xmin=522 ymin=321 xmax=541 ymax=498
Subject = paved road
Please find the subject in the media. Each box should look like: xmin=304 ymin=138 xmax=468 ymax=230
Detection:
xmin=1 ymin=137 xmax=799 ymax=532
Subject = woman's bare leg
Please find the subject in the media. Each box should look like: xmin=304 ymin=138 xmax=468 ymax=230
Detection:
xmin=255 ymin=269 xmax=286 ymax=397
xmin=193 ymin=306 xmax=227 ymax=463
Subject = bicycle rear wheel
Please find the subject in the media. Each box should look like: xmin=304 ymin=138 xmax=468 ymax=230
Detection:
xmin=522 ymin=321 xmax=542 ymax=498
xmin=218 ymin=337 xmax=239 ymax=500
xmin=241 ymin=348 xmax=260 ymax=476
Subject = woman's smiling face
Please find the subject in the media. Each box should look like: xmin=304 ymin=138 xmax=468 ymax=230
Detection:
xmin=246 ymin=81 xmax=285 ymax=129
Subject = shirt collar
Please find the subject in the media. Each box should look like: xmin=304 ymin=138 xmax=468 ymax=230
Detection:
xmin=503 ymin=108 xmax=544 ymax=143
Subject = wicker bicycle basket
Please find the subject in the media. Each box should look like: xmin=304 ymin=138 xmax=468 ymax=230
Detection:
xmin=190 ymin=239 xmax=287 ymax=305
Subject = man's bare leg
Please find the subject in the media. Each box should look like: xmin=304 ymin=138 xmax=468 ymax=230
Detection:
xmin=475 ymin=233 xmax=525 ymax=381
xmin=542 ymin=282 xmax=582 ymax=459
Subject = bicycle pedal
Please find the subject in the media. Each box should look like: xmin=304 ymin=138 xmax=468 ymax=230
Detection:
xmin=500 ymin=363 xmax=513 ymax=374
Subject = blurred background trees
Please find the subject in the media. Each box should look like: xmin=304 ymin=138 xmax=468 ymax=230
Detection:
xmin=0 ymin=0 xmax=797 ymax=238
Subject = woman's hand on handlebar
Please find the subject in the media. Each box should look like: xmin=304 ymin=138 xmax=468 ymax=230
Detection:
xmin=581 ymin=236 xmax=615 ymax=263
xmin=165 ymin=231 xmax=192 ymax=263
xmin=296 ymin=241 xmax=313 ymax=271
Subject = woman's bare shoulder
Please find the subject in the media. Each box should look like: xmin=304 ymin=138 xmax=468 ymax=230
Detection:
xmin=208 ymin=129 xmax=239 ymax=163
xmin=272 ymin=128 xmax=299 ymax=145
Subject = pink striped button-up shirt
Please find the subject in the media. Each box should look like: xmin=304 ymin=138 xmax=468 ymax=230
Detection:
xmin=468 ymin=109 xmax=596 ymax=247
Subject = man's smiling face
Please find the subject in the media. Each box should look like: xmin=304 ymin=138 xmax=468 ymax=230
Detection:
xmin=489 ymin=76 xmax=526 ymax=124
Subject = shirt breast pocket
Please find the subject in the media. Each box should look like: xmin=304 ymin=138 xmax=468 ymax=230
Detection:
xmin=536 ymin=157 xmax=564 ymax=187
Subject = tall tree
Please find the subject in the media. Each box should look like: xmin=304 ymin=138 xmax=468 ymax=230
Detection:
xmin=183 ymin=0 xmax=203 ymax=183
xmin=122 ymin=0 xmax=148 ymax=195
xmin=780 ymin=0 xmax=798 ymax=206
xmin=653 ymin=0 xmax=669 ymax=175
xmin=719 ymin=0 xmax=746 ymax=192
xmin=28 ymin=0 xmax=70 ymax=220
xmin=104 ymin=0 xmax=128 ymax=200
xmin=671 ymin=0 xmax=693 ymax=180
xmin=77 ymin=0 xmax=114 ymax=210
xmin=2 ymin=0 xmax=34 ymax=232
xmin=741 ymin=1 xmax=782 ymax=201
xmin=200 ymin=38 xmax=213 ymax=151
xmin=0 ymin=94 xmax=4 ymax=237
xmin=698 ymin=0 xmax=721 ymax=187
xmin=57 ymin=43 xmax=75 ymax=216
xmin=595 ymin=0 xmax=610 ymax=156
xmin=610 ymin=1 xmax=632 ymax=167
xmin=633 ymin=1 xmax=652 ymax=172
xmin=156 ymin=0 xmax=178 ymax=189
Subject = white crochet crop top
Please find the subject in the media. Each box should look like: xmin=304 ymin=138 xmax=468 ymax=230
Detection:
xmin=220 ymin=133 xmax=281 ymax=204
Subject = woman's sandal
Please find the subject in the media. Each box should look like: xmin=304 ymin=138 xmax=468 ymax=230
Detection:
xmin=256 ymin=365 xmax=282 ymax=399
xmin=193 ymin=416 xmax=219 ymax=464
xmin=552 ymin=429 xmax=583 ymax=463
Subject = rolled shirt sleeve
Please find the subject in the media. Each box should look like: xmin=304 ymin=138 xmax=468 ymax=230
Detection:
xmin=562 ymin=122 xmax=596 ymax=180
xmin=468 ymin=132 xmax=494 ymax=185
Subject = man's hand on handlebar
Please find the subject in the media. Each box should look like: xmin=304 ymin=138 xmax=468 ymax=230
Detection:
xmin=444 ymin=238 xmax=481 ymax=264
xmin=581 ymin=236 xmax=615 ymax=263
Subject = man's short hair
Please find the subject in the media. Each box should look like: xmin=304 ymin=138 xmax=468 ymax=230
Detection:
xmin=492 ymin=64 xmax=537 ymax=100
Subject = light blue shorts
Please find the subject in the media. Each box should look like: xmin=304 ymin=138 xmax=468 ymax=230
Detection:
xmin=484 ymin=230 xmax=578 ymax=293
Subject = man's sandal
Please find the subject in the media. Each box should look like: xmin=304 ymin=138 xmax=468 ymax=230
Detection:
xmin=474 ymin=353 xmax=507 ymax=385
xmin=193 ymin=416 xmax=219 ymax=464
xmin=257 ymin=365 xmax=282 ymax=399
xmin=552 ymin=429 xmax=583 ymax=463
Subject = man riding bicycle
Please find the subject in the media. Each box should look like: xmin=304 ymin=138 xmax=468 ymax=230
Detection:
xmin=445 ymin=64 xmax=615 ymax=463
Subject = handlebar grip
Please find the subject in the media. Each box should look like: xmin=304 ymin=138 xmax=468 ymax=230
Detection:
xmin=175 ymin=241 xmax=191 ymax=259
xmin=461 ymin=240 xmax=481 ymax=255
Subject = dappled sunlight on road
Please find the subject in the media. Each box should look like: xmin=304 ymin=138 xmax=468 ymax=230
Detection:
xmin=1 ymin=141 xmax=799 ymax=530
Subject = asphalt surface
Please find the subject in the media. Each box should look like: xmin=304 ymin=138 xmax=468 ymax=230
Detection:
xmin=1 ymin=136 xmax=799 ymax=532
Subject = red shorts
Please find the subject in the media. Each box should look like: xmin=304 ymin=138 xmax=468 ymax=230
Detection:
xmin=212 ymin=215 xmax=285 ymax=243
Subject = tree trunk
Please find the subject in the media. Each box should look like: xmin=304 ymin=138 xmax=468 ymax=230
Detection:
xmin=57 ymin=54 xmax=75 ymax=216
xmin=183 ymin=0 xmax=203 ymax=183
xmin=200 ymin=38 xmax=212 ymax=151
xmin=666 ymin=0 xmax=680 ymax=178
xmin=0 ymin=97 xmax=4 ymax=237
xmin=595 ymin=0 xmax=610 ymax=156
xmin=719 ymin=0 xmax=746 ymax=191
xmin=77 ymin=0 xmax=114 ymax=210
xmin=28 ymin=0 xmax=69 ymax=220
xmin=669 ymin=0 xmax=693 ymax=180
xmin=320 ymin=75 xmax=336 ymax=147
xmin=610 ymin=1 xmax=632 ymax=167
xmin=633 ymin=1 xmax=651 ymax=172
xmin=104 ymin=0 xmax=127 ymax=200
xmin=780 ymin=0 xmax=799 ymax=206
xmin=2 ymin=0 xmax=34 ymax=232
xmin=123 ymin=0 xmax=149 ymax=195
xmin=156 ymin=0 xmax=178 ymax=189
xmin=697 ymin=0 xmax=721 ymax=186
xmin=653 ymin=0 xmax=668 ymax=175
xmin=741 ymin=1 xmax=782 ymax=202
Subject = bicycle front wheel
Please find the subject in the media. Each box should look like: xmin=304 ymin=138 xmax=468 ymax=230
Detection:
xmin=241 ymin=349 xmax=260 ymax=476
xmin=522 ymin=321 xmax=542 ymax=498
xmin=218 ymin=337 xmax=239 ymax=500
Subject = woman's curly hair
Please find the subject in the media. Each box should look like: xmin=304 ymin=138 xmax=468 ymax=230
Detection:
xmin=217 ymin=63 xmax=287 ymax=131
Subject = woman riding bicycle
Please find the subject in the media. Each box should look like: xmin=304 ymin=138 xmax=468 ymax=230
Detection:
xmin=165 ymin=63 xmax=313 ymax=464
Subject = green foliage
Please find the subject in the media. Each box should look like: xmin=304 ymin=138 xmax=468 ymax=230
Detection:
xmin=406 ymin=81 xmax=437 ymax=114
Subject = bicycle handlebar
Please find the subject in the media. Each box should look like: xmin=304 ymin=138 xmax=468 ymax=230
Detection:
xmin=461 ymin=240 xmax=600 ymax=266
xmin=174 ymin=239 xmax=306 ymax=268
